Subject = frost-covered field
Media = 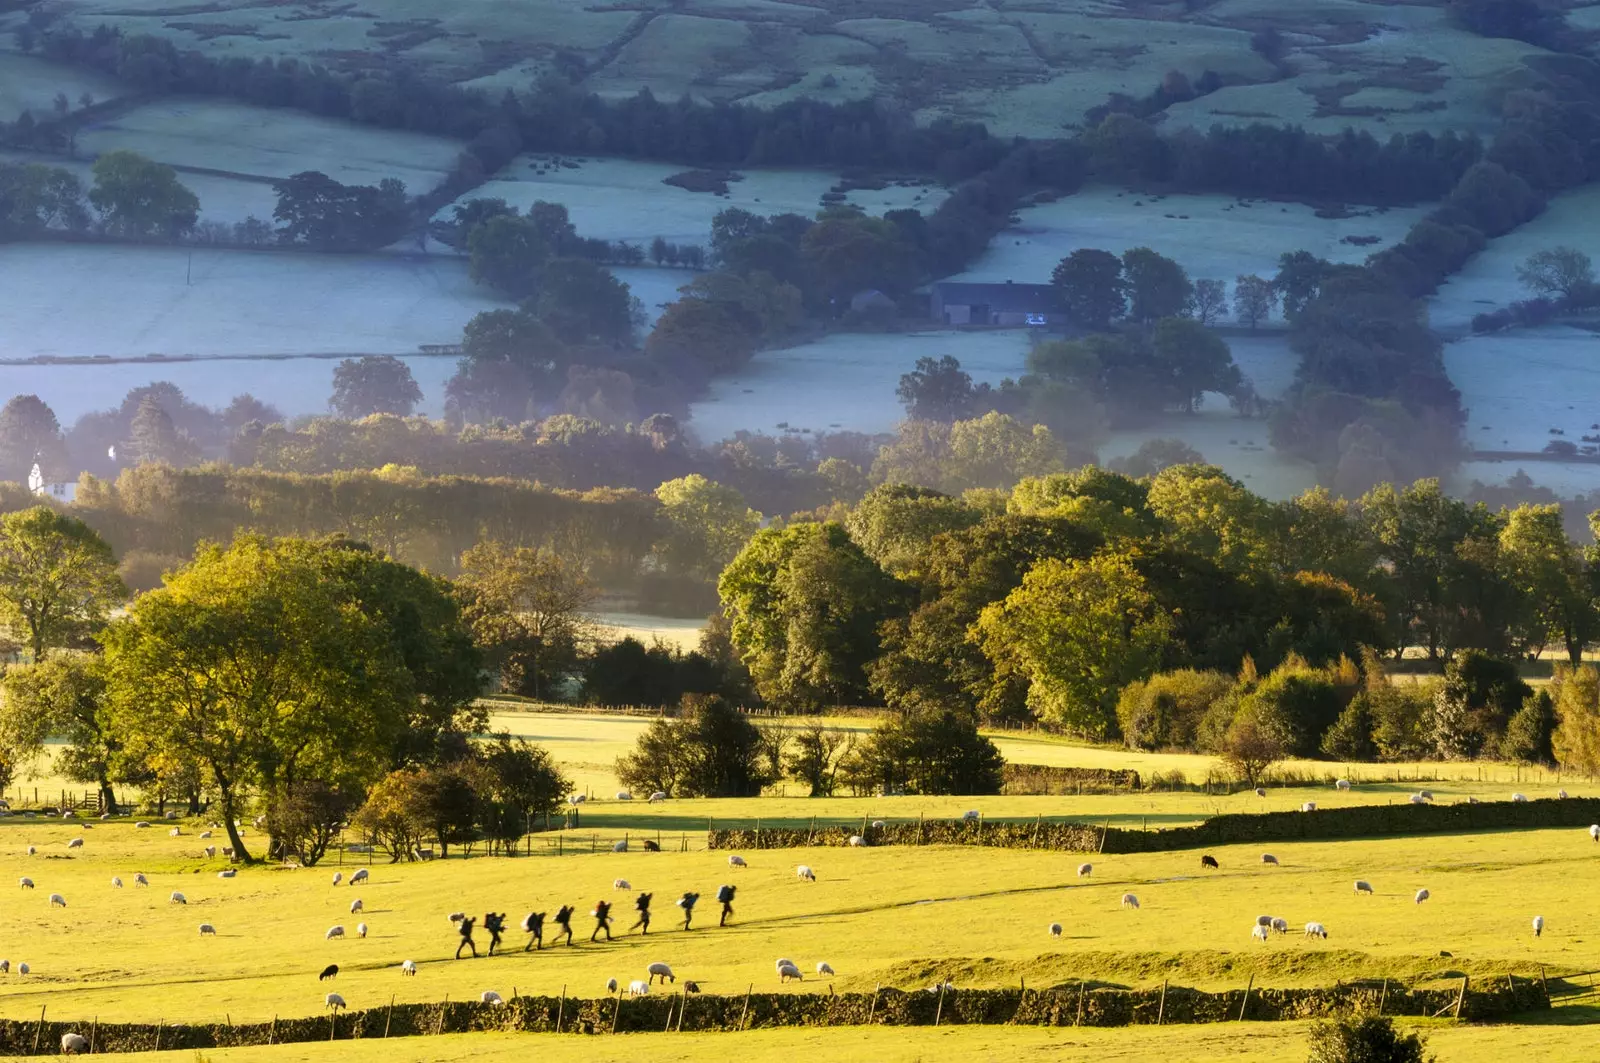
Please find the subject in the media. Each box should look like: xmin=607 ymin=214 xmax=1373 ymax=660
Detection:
xmin=77 ymin=99 xmax=463 ymax=191
xmin=0 ymin=52 xmax=124 ymax=117
xmin=950 ymin=187 xmax=1425 ymax=293
xmin=1429 ymin=185 xmax=1600 ymax=329
xmin=1446 ymin=327 xmax=1600 ymax=453
xmin=0 ymin=244 xmax=502 ymax=359
xmin=440 ymin=156 xmax=947 ymax=246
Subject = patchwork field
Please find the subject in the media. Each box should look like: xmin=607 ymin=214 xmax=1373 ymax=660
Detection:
xmin=0 ymin=51 xmax=124 ymax=119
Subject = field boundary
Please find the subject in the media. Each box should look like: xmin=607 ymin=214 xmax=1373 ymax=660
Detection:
xmin=707 ymin=797 xmax=1600 ymax=853
xmin=0 ymin=979 xmax=1549 ymax=1052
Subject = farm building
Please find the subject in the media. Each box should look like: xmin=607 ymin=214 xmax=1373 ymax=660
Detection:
xmin=930 ymin=281 xmax=1063 ymax=327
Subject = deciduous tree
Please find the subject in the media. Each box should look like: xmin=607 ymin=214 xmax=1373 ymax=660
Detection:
xmin=0 ymin=506 xmax=123 ymax=661
xmin=330 ymin=355 xmax=424 ymax=418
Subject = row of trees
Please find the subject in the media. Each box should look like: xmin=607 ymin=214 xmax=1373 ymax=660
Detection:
xmin=0 ymin=151 xmax=197 ymax=240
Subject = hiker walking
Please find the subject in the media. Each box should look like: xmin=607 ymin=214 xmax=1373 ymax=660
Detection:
xmin=454 ymin=915 xmax=478 ymax=959
xmin=717 ymin=883 xmax=737 ymax=927
xmin=522 ymin=911 xmax=545 ymax=951
xmin=552 ymin=904 xmax=575 ymax=946
xmin=631 ymin=892 xmax=653 ymax=934
xmin=484 ymin=911 xmax=506 ymax=955
xmin=677 ymin=890 xmax=700 ymax=931
xmin=591 ymin=898 xmax=614 ymax=942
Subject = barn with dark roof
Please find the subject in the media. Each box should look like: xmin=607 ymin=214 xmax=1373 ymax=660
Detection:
xmin=930 ymin=281 xmax=1064 ymax=326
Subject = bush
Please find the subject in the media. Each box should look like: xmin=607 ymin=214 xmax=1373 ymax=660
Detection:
xmin=615 ymin=694 xmax=775 ymax=797
xmin=1237 ymin=660 xmax=1345 ymax=757
xmin=839 ymin=708 xmax=1004 ymax=796
xmin=1116 ymin=669 xmax=1232 ymax=750
xmin=1306 ymin=1015 xmax=1430 ymax=1063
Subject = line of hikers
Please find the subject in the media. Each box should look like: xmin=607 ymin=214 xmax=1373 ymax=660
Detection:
xmin=454 ymin=885 xmax=737 ymax=957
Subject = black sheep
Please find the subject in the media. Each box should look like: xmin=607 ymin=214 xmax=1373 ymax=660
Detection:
xmin=1200 ymin=855 xmax=1219 ymax=869
xmin=319 ymin=964 xmax=339 ymax=981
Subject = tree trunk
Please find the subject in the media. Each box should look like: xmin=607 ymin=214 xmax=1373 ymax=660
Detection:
xmin=97 ymin=777 xmax=117 ymax=816
xmin=219 ymin=786 xmax=252 ymax=863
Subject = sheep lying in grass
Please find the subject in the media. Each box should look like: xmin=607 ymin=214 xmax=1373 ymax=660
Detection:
xmin=400 ymin=960 xmax=416 ymax=977
xmin=613 ymin=840 xmax=628 ymax=853
xmin=135 ymin=822 xmax=150 ymax=829
xmin=628 ymin=980 xmax=650 ymax=996
xmin=1121 ymin=894 xmax=1140 ymax=909
xmin=199 ymin=923 xmax=216 ymax=936
xmin=1304 ymin=922 xmax=1328 ymax=939
xmin=796 ymin=865 xmax=816 ymax=882
xmin=728 ymin=855 xmax=747 ymax=868
xmin=61 ymin=1033 xmax=89 ymax=1055
xmin=217 ymin=869 xmax=235 ymax=879
xmin=48 ymin=893 xmax=66 ymax=908
xmin=647 ymin=962 xmax=675 ymax=985
xmin=1354 ymin=880 xmax=1374 ymax=895
xmin=326 ymin=925 xmax=346 ymax=940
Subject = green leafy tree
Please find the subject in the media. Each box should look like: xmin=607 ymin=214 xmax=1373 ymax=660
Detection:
xmin=0 ymin=654 xmax=123 ymax=811
xmin=799 ymin=213 xmax=914 ymax=303
xmin=533 ymin=257 xmax=635 ymax=345
xmin=783 ymin=722 xmax=855 ymax=797
xmin=0 ymin=506 xmax=124 ymax=661
xmin=1121 ymin=247 xmax=1193 ymax=322
xmin=1146 ymin=464 xmax=1274 ymax=572
xmin=1320 ymin=695 xmax=1378 ymax=761
xmin=976 ymin=553 xmax=1171 ymax=737
xmin=271 ymin=171 xmax=408 ymax=251
xmin=475 ymin=733 xmax=571 ymax=848
xmin=456 ymin=541 xmax=596 ymax=699
xmin=840 ymin=708 xmax=1004 ymax=796
xmin=1051 ymin=248 xmax=1126 ymax=329
xmin=1149 ymin=317 xmax=1243 ymax=412
xmin=330 ymin=355 xmax=424 ymax=419
xmin=468 ymin=214 xmax=551 ymax=298
xmin=263 ymin=780 xmax=359 ymax=866
xmin=645 ymin=296 xmax=759 ymax=373
xmin=350 ymin=768 xmax=429 ymax=861
xmin=0 ymin=394 xmax=68 ymax=484
xmin=1501 ymin=689 xmax=1556 ymax=765
xmin=88 ymin=150 xmax=198 ymax=238
xmin=845 ymin=484 xmax=980 ymax=578
xmin=896 ymin=355 xmax=975 ymax=422
xmin=615 ymin=694 xmax=776 ymax=797
xmin=1553 ymin=664 xmax=1600 ymax=777
xmin=1218 ymin=710 xmax=1284 ymax=788
xmin=128 ymin=396 xmax=199 ymax=467
xmin=1431 ymin=650 xmax=1531 ymax=759
xmin=1116 ymin=669 xmax=1232 ymax=751
xmin=653 ymin=475 xmax=761 ymax=582
xmin=1500 ymin=503 xmax=1594 ymax=661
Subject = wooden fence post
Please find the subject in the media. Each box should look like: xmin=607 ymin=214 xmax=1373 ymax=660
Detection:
xmin=89 ymin=1016 xmax=97 ymax=1054
xmin=663 ymin=999 xmax=675 ymax=1032
xmin=677 ymin=991 xmax=687 ymax=1032
xmin=1075 ymin=982 xmax=1085 ymax=1026
xmin=935 ymin=981 xmax=947 ymax=1026
xmin=1158 ymin=980 xmax=1168 ymax=1025
xmin=32 ymin=1005 xmax=45 ymax=1054
xmin=556 ymin=985 xmax=565 ymax=1033
xmin=384 ymin=996 xmax=394 ymax=1038
xmin=867 ymin=984 xmax=879 ymax=1024
xmin=1239 ymin=974 xmax=1254 ymax=1021
xmin=1378 ymin=979 xmax=1388 ymax=1016
xmin=1455 ymin=976 xmax=1468 ymax=1019
xmin=329 ymin=1012 xmax=337 ymax=1041
xmin=741 ymin=983 xmax=753 ymax=1030
xmin=1098 ymin=820 xmax=1110 ymax=853
xmin=153 ymin=1019 xmax=161 ymax=1052
xmin=611 ymin=987 xmax=622 ymax=1033
xmin=437 ymin=995 xmax=449 ymax=1036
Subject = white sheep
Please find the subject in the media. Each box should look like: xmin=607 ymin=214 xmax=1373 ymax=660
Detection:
xmin=1271 ymin=917 xmax=1289 ymax=935
xmin=1533 ymin=915 xmax=1545 ymax=938
xmin=615 ymin=791 xmax=633 ymax=801
xmin=1077 ymin=862 xmax=1092 ymax=877
xmin=350 ymin=869 xmax=369 ymax=884
xmin=628 ymin=980 xmax=650 ymax=996
xmin=848 ymin=835 xmax=864 ymax=847
xmin=326 ymin=925 xmax=346 ymax=940
xmin=1354 ymin=880 xmax=1374 ymax=895
xmin=1414 ymin=888 xmax=1430 ymax=904
xmin=17 ymin=963 xmax=28 ymax=975
xmin=199 ymin=923 xmax=216 ymax=936
xmin=647 ymin=961 xmax=675 ymax=984
xmin=778 ymin=962 xmax=803 ymax=983
xmin=796 ymin=865 xmax=816 ymax=882
xmin=1251 ymin=924 xmax=1270 ymax=943
xmin=203 ymin=846 xmax=216 ymax=858
xmin=1304 ymin=922 xmax=1328 ymax=939
xmin=134 ymin=873 xmax=148 ymax=887
xmin=567 ymin=794 xmax=584 ymax=806
xmin=199 ymin=830 xmax=212 ymax=839
xmin=67 ymin=837 xmax=83 ymax=849
xmin=18 ymin=877 xmax=32 ymax=889
xmin=1591 ymin=824 xmax=1599 ymax=842
xmin=325 ymin=993 xmax=346 ymax=1012
xmin=1301 ymin=802 xmax=1316 ymax=812
xmin=729 ymin=855 xmax=748 ymax=868
xmin=817 ymin=961 xmax=835 ymax=976
xmin=1408 ymin=794 xmax=1425 ymax=805
xmin=775 ymin=958 xmax=794 ymax=971
xmin=61 ymin=1033 xmax=90 ymax=1055
xmin=170 ymin=891 xmax=187 ymax=904
xmin=1254 ymin=787 xmax=1266 ymax=797
xmin=606 ymin=977 xmax=619 ymax=993
xmin=613 ymin=879 xmax=631 ymax=890
xmin=1334 ymin=779 xmax=1351 ymax=791
xmin=357 ymin=923 xmax=368 ymax=938
xmin=1048 ymin=923 xmax=1062 ymax=937
xmin=962 ymin=810 xmax=980 ymax=822
xmin=1558 ymin=790 xmax=1569 ymax=799
xmin=1418 ymin=790 xmax=1434 ymax=801
xmin=481 ymin=990 xmax=504 ymax=1005
xmin=217 ymin=869 xmax=235 ymax=879
xmin=111 ymin=877 xmax=122 ymax=889
xmin=48 ymin=893 xmax=66 ymax=908
xmin=332 ymin=872 xmax=343 ymax=887
xmin=164 ymin=811 xmax=177 ymax=821
xmin=1255 ymin=915 xmax=1273 ymax=928
xmin=25 ymin=846 xmax=34 ymax=856
xmin=1513 ymin=793 xmax=1528 ymax=803
xmin=612 ymin=840 xmax=627 ymax=853
xmin=1121 ymin=893 xmax=1140 ymax=909
xmin=648 ymin=792 xmax=668 ymax=803
xmin=350 ymin=898 xmax=364 ymax=914
xmin=400 ymin=960 xmax=417 ymax=976
xmin=1261 ymin=854 xmax=1279 ymax=866
xmin=168 ymin=827 xmax=181 ymax=838
xmin=135 ymin=821 xmax=150 ymax=829
xmin=872 ymin=820 xmax=885 ymax=828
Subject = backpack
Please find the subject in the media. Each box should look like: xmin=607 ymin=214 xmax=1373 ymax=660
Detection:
xmin=716 ymin=885 xmax=735 ymax=903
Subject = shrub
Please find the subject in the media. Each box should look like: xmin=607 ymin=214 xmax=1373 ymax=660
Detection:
xmin=1116 ymin=669 xmax=1232 ymax=750
xmin=615 ymin=694 xmax=775 ymax=797
xmin=839 ymin=708 xmax=1004 ymax=796
xmin=1305 ymin=1015 xmax=1430 ymax=1063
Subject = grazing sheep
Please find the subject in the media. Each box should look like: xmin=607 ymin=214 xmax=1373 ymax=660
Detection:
xmin=1255 ymin=915 xmax=1273 ymax=928
xmin=350 ymin=869 xmax=369 ymax=885
xmin=1048 ymin=923 xmax=1062 ymax=937
xmin=1254 ymin=787 xmax=1266 ymax=798
xmin=0 ymin=960 xmax=8 ymax=973
xmin=615 ymin=791 xmax=633 ymax=801
xmin=1304 ymin=922 xmax=1328 ymax=939
xmin=222 ymin=847 xmax=234 ymax=858
xmin=1354 ymin=880 xmax=1374 ymax=895
xmin=796 ymin=865 xmax=816 ymax=882
xmin=1591 ymin=824 xmax=1599 ymax=842
xmin=1533 ymin=915 xmax=1545 ymax=938
xmin=48 ymin=893 xmax=66 ymax=908
xmin=848 ymin=835 xmax=864 ymax=847
xmin=1121 ymin=893 xmax=1140 ymax=909
xmin=170 ymin=892 xmax=187 ymax=904
xmin=111 ymin=877 xmax=122 ymax=888
xmin=350 ymin=899 xmax=363 ymax=914
xmin=1335 ymin=779 xmax=1351 ymax=791
xmin=203 ymin=846 xmax=216 ymax=859
xmin=481 ymin=990 xmax=504 ymax=1005
xmin=357 ymin=923 xmax=368 ymax=938
xmin=67 ymin=837 xmax=83 ymax=849
xmin=1077 ymin=863 xmax=1092 ymax=877
xmin=1200 ymin=855 xmax=1219 ymax=870
xmin=648 ymin=792 xmax=667 ymax=803
xmin=1558 ymin=790 xmax=1568 ymax=799
xmin=628 ymin=980 xmax=650 ymax=996
xmin=168 ymin=828 xmax=181 ymax=838
xmin=775 ymin=958 xmax=794 ymax=971
xmin=325 ymin=993 xmax=346 ymax=1012
xmin=1513 ymin=793 xmax=1528 ymax=803
xmin=1251 ymin=924 xmax=1270 ymax=943
xmin=1261 ymin=854 xmax=1279 ymax=866
xmin=199 ymin=830 xmax=212 ymax=839
xmin=320 ymin=964 xmax=338 ymax=981
xmin=962 ymin=810 xmax=980 ymax=822
xmin=1301 ymin=802 xmax=1316 ymax=812
xmin=567 ymin=795 xmax=584 ymax=806
xmin=817 ymin=962 xmax=835 ymax=976
xmin=17 ymin=963 xmax=28 ymax=975
xmin=685 ymin=981 xmax=701 ymax=993
xmin=1414 ymin=888 xmax=1430 ymax=904
xmin=164 ymin=811 xmax=177 ymax=821
xmin=199 ymin=923 xmax=216 ymax=936
xmin=612 ymin=840 xmax=627 ymax=853
xmin=644 ymin=840 xmax=660 ymax=852
xmin=332 ymin=872 xmax=343 ymax=887
xmin=1271 ymin=917 xmax=1289 ymax=935
xmin=134 ymin=873 xmax=148 ymax=887
xmin=326 ymin=925 xmax=346 ymax=940
xmin=61 ymin=1033 xmax=89 ymax=1055
xmin=613 ymin=879 xmax=631 ymax=890
xmin=647 ymin=961 xmax=675 ymax=985
xmin=400 ymin=960 xmax=417 ymax=977
xmin=606 ymin=978 xmax=618 ymax=994
xmin=25 ymin=846 xmax=34 ymax=856
xmin=728 ymin=855 xmax=748 ymax=868
xmin=18 ymin=877 xmax=32 ymax=889
xmin=778 ymin=963 xmax=803 ymax=983
xmin=1409 ymin=794 xmax=1425 ymax=805
xmin=135 ymin=821 xmax=150 ymax=829
xmin=217 ymin=869 xmax=235 ymax=879
xmin=872 ymin=820 xmax=886 ymax=828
